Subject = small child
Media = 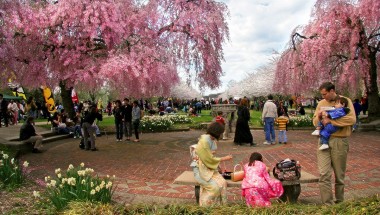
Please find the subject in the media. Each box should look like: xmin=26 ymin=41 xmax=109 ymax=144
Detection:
xmin=241 ymin=152 xmax=284 ymax=207
xmin=214 ymin=111 xmax=225 ymax=126
xmin=276 ymin=114 xmax=289 ymax=144
xmin=312 ymin=96 xmax=350 ymax=150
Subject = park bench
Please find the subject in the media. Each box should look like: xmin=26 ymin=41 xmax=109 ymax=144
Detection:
xmin=173 ymin=170 xmax=319 ymax=203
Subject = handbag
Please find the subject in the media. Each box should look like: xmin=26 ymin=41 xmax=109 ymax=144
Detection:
xmin=231 ymin=164 xmax=244 ymax=182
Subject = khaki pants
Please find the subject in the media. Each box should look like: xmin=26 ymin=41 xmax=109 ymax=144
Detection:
xmin=23 ymin=135 xmax=43 ymax=149
xmin=317 ymin=137 xmax=349 ymax=204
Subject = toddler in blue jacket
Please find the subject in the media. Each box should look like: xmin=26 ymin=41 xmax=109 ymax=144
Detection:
xmin=312 ymin=96 xmax=350 ymax=150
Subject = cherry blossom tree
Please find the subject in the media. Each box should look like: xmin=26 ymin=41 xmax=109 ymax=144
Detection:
xmin=0 ymin=0 xmax=229 ymax=116
xmin=170 ymin=81 xmax=201 ymax=99
xmin=221 ymin=55 xmax=277 ymax=99
xmin=275 ymin=0 xmax=380 ymax=119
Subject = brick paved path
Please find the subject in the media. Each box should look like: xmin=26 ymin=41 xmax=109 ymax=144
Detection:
xmin=18 ymin=129 xmax=380 ymax=205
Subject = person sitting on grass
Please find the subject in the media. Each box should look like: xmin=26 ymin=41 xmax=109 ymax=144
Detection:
xmin=19 ymin=116 xmax=43 ymax=153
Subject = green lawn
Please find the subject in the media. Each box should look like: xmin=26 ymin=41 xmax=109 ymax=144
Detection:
xmin=97 ymin=109 xmax=264 ymax=129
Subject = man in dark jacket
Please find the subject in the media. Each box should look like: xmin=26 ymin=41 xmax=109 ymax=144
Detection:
xmin=20 ymin=116 xmax=43 ymax=153
xmin=82 ymin=106 xmax=102 ymax=151
xmin=0 ymin=94 xmax=9 ymax=127
xmin=123 ymin=98 xmax=133 ymax=141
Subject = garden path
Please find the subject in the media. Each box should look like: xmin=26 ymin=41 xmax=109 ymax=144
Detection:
xmin=2 ymin=125 xmax=379 ymax=205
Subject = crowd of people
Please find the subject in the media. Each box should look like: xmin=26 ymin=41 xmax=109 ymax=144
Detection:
xmin=1 ymin=83 xmax=371 ymax=206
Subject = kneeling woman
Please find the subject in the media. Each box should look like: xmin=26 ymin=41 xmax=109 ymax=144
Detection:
xmin=242 ymin=152 xmax=284 ymax=207
xmin=191 ymin=122 xmax=233 ymax=206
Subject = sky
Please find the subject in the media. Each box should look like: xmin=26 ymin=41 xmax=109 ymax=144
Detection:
xmin=197 ymin=0 xmax=317 ymax=95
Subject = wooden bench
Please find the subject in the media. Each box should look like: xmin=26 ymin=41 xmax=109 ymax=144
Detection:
xmin=173 ymin=170 xmax=319 ymax=203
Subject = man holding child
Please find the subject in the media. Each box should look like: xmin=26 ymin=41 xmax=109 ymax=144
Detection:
xmin=313 ymin=82 xmax=355 ymax=205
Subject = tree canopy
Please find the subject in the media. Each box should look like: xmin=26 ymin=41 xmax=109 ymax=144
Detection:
xmin=0 ymin=0 xmax=229 ymax=98
xmin=275 ymin=0 xmax=380 ymax=118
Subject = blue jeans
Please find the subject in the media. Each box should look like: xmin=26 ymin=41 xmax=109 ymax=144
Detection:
xmin=264 ymin=117 xmax=275 ymax=143
xmin=278 ymin=130 xmax=287 ymax=143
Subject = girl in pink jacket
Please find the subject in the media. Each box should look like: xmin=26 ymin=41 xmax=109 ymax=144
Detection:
xmin=242 ymin=152 xmax=284 ymax=207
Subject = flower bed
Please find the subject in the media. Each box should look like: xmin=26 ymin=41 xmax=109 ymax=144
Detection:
xmin=0 ymin=151 xmax=28 ymax=189
xmin=288 ymin=115 xmax=313 ymax=127
xmin=140 ymin=115 xmax=192 ymax=132
xmin=43 ymin=163 xmax=114 ymax=210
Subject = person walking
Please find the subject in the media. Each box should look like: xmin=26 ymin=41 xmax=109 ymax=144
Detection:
xmin=262 ymin=95 xmax=277 ymax=145
xmin=313 ymin=82 xmax=355 ymax=205
xmin=132 ymin=100 xmax=142 ymax=142
xmin=82 ymin=106 xmax=103 ymax=151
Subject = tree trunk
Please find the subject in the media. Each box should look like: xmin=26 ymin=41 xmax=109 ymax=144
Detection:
xmin=367 ymin=52 xmax=380 ymax=121
xmin=59 ymin=81 xmax=75 ymax=119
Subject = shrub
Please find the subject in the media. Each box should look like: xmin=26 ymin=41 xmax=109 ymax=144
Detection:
xmin=0 ymin=151 xmax=28 ymax=189
xmin=44 ymin=163 xmax=115 ymax=211
xmin=140 ymin=116 xmax=174 ymax=132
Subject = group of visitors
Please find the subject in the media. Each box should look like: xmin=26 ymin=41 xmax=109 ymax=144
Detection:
xmin=192 ymin=82 xmax=356 ymax=208
xmin=110 ymin=98 xmax=143 ymax=142
xmin=0 ymin=94 xmax=41 ymax=127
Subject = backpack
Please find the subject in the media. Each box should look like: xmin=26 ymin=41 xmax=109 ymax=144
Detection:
xmin=273 ymin=159 xmax=301 ymax=181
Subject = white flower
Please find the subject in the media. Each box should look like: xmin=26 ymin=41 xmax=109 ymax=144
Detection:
xmin=45 ymin=176 xmax=50 ymax=182
xmin=3 ymin=154 xmax=9 ymax=159
xmin=85 ymin=168 xmax=94 ymax=174
xmin=91 ymin=182 xmax=94 ymax=187
xmin=80 ymin=162 xmax=85 ymax=167
xmin=99 ymin=181 xmax=105 ymax=189
xmin=50 ymin=180 xmax=57 ymax=187
xmin=81 ymin=179 xmax=86 ymax=184
xmin=61 ymin=178 xmax=68 ymax=184
xmin=23 ymin=161 xmax=29 ymax=168
xmin=67 ymin=177 xmax=76 ymax=186
xmin=95 ymin=186 xmax=100 ymax=192
xmin=90 ymin=189 xmax=96 ymax=195
xmin=77 ymin=170 xmax=86 ymax=176
xmin=67 ymin=164 xmax=74 ymax=171
xmin=55 ymin=168 xmax=61 ymax=174
xmin=59 ymin=184 xmax=63 ymax=188
xmin=57 ymin=173 xmax=62 ymax=178
xmin=11 ymin=158 xmax=14 ymax=164
xmin=33 ymin=191 xmax=40 ymax=198
xmin=106 ymin=181 xmax=113 ymax=189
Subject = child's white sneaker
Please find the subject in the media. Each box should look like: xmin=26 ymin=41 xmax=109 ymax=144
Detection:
xmin=311 ymin=130 xmax=320 ymax=136
xmin=319 ymin=144 xmax=329 ymax=150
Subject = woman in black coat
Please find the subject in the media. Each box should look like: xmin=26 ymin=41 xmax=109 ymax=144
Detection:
xmin=234 ymin=99 xmax=255 ymax=146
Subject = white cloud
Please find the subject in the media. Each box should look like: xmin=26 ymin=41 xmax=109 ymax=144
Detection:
xmin=201 ymin=0 xmax=317 ymax=95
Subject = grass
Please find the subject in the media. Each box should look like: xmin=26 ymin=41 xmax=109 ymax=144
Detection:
xmin=97 ymin=109 xmax=264 ymax=130
xmin=60 ymin=195 xmax=380 ymax=215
